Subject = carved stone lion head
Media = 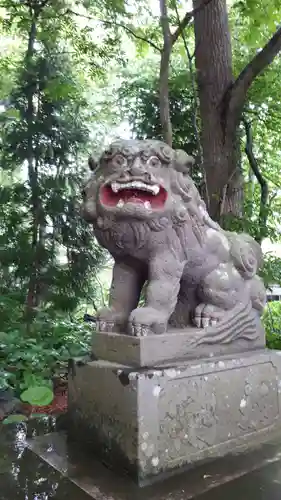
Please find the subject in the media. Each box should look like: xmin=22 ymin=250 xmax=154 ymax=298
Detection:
xmin=81 ymin=139 xmax=195 ymax=223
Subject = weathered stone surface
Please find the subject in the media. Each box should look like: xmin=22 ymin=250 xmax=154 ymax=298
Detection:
xmin=67 ymin=349 xmax=281 ymax=485
xmin=92 ymin=322 xmax=265 ymax=367
xmin=81 ymin=139 xmax=267 ymax=348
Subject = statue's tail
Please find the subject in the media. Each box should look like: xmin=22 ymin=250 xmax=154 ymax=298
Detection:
xmin=226 ymin=231 xmax=263 ymax=279
xmin=195 ymin=300 xmax=261 ymax=346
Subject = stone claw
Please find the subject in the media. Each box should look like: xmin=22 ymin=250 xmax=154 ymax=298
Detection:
xmin=129 ymin=323 xmax=150 ymax=337
xmin=128 ymin=307 xmax=168 ymax=336
xmin=202 ymin=317 xmax=210 ymax=329
xmin=193 ymin=304 xmax=224 ymax=329
xmin=194 ymin=316 xmax=201 ymax=328
xmin=96 ymin=307 xmax=128 ymax=333
xmin=133 ymin=324 xmax=142 ymax=337
xmin=96 ymin=320 xmax=115 ymax=333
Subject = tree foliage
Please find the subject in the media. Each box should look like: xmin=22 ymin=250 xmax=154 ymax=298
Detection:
xmin=0 ymin=0 xmax=281 ymax=398
xmin=0 ymin=0 xmax=114 ymax=395
xmin=0 ymin=14 xmax=105 ymax=314
xmin=119 ymin=66 xmax=202 ymax=186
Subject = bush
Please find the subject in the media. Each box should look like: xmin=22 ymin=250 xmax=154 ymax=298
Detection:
xmin=0 ymin=295 xmax=93 ymax=398
xmin=262 ymin=301 xmax=281 ymax=350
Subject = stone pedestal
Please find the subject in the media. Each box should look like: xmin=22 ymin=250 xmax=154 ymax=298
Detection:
xmin=91 ymin=325 xmax=265 ymax=367
xmin=67 ymin=333 xmax=281 ymax=485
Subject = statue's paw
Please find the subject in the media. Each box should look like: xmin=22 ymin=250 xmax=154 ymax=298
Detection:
xmin=96 ymin=307 xmax=128 ymax=333
xmin=193 ymin=304 xmax=225 ymax=329
xmin=128 ymin=307 xmax=167 ymax=336
xmin=96 ymin=319 xmax=116 ymax=333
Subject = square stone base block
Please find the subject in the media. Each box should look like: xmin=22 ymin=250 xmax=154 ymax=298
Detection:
xmin=92 ymin=327 xmax=265 ymax=367
xmin=67 ymin=349 xmax=281 ymax=485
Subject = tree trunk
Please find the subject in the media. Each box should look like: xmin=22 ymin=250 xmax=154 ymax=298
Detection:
xmin=159 ymin=0 xmax=173 ymax=147
xmin=158 ymin=0 xmax=195 ymax=147
xmin=193 ymin=0 xmax=243 ymax=221
xmin=25 ymin=6 xmax=44 ymax=315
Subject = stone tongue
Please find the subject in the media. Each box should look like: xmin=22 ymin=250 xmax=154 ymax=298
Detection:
xmin=122 ymin=189 xmax=151 ymax=204
xmin=128 ymin=198 xmax=145 ymax=204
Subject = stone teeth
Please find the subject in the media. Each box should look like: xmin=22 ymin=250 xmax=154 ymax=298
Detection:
xmin=144 ymin=201 xmax=151 ymax=210
xmin=151 ymin=185 xmax=160 ymax=195
xmin=111 ymin=182 xmax=119 ymax=193
xmin=117 ymin=199 xmax=124 ymax=208
xmin=111 ymin=181 xmax=160 ymax=195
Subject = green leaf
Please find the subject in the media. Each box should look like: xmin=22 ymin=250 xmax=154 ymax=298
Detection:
xmin=4 ymin=108 xmax=20 ymax=120
xmin=2 ymin=414 xmax=28 ymax=424
xmin=20 ymin=386 xmax=54 ymax=406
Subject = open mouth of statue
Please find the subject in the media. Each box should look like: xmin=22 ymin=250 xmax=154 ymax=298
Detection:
xmin=100 ymin=180 xmax=167 ymax=209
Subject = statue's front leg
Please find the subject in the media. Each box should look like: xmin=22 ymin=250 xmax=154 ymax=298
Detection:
xmin=128 ymin=253 xmax=184 ymax=336
xmin=97 ymin=259 xmax=143 ymax=333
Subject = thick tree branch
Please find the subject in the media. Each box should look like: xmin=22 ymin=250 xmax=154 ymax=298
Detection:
xmin=243 ymin=119 xmax=266 ymax=189
xmin=171 ymin=0 xmax=213 ymax=44
xmin=243 ymin=118 xmax=269 ymax=243
xmin=226 ymin=24 xmax=281 ymax=135
xmin=171 ymin=11 xmax=192 ymax=44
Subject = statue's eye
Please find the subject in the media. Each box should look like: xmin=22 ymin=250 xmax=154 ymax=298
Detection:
xmin=147 ymin=156 xmax=161 ymax=167
xmin=113 ymin=154 xmax=127 ymax=167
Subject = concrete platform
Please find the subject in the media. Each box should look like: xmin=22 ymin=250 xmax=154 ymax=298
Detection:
xmin=26 ymin=430 xmax=281 ymax=499
xmin=2 ymin=387 xmax=281 ymax=500
xmin=67 ymin=349 xmax=281 ymax=485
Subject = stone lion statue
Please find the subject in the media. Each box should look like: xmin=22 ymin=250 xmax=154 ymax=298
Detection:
xmin=81 ymin=139 xmax=266 ymax=341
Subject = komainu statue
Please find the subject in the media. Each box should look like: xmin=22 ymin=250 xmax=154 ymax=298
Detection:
xmin=81 ymin=139 xmax=266 ymax=342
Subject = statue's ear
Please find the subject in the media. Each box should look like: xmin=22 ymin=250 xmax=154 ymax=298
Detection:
xmin=88 ymin=155 xmax=97 ymax=172
xmin=173 ymin=150 xmax=195 ymax=175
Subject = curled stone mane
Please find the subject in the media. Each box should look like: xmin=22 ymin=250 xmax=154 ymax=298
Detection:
xmin=169 ymin=168 xmax=220 ymax=245
xmin=101 ymin=139 xmax=174 ymax=165
xmin=95 ymin=217 xmax=170 ymax=253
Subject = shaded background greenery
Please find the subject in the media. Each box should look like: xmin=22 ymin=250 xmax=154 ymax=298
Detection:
xmin=0 ymin=0 xmax=280 ymax=403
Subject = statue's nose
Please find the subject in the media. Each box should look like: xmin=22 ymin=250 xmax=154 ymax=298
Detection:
xmin=129 ymin=157 xmax=145 ymax=176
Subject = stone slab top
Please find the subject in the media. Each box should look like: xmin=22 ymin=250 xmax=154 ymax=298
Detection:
xmin=92 ymin=327 xmax=265 ymax=367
